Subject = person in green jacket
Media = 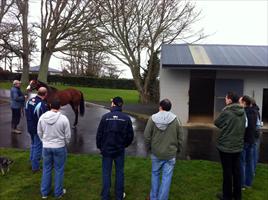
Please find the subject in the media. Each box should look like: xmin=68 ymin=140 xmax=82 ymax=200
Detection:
xmin=214 ymin=92 xmax=246 ymax=200
xmin=144 ymin=99 xmax=183 ymax=200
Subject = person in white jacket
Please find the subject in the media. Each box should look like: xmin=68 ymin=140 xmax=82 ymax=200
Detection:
xmin=37 ymin=99 xmax=71 ymax=199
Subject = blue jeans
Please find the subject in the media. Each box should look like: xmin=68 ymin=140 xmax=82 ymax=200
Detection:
xmin=253 ymin=138 xmax=260 ymax=173
xmin=240 ymin=143 xmax=254 ymax=187
xmin=41 ymin=147 xmax=67 ymax=197
xmin=150 ymin=154 xmax=176 ymax=200
xmin=101 ymin=152 xmax=125 ymax=200
xmin=29 ymin=133 xmax=42 ymax=170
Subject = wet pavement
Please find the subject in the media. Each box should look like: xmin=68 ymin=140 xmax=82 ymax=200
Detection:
xmin=0 ymin=100 xmax=148 ymax=157
xmin=185 ymin=128 xmax=268 ymax=163
xmin=0 ymin=96 xmax=267 ymax=163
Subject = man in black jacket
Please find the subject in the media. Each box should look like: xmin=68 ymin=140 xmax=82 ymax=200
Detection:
xmin=96 ymin=96 xmax=134 ymax=200
xmin=240 ymin=95 xmax=257 ymax=189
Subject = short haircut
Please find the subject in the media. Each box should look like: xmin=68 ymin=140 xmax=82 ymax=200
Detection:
xmin=37 ymin=87 xmax=47 ymax=97
xmin=50 ymin=99 xmax=61 ymax=110
xmin=226 ymin=92 xmax=239 ymax=103
xmin=159 ymin=99 xmax=172 ymax=111
xmin=112 ymin=96 xmax=124 ymax=107
xmin=242 ymin=95 xmax=252 ymax=107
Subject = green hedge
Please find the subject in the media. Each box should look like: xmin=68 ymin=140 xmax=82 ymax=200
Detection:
xmin=0 ymin=72 xmax=136 ymax=89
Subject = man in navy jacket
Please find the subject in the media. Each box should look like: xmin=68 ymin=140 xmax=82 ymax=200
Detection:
xmin=96 ymin=96 xmax=134 ymax=200
xmin=25 ymin=87 xmax=48 ymax=172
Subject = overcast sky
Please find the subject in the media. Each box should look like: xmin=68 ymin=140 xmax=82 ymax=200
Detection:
xmin=29 ymin=0 xmax=268 ymax=78
xmin=194 ymin=0 xmax=268 ymax=45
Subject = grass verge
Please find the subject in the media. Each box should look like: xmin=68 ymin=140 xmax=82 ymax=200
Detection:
xmin=0 ymin=148 xmax=267 ymax=200
xmin=0 ymin=81 xmax=139 ymax=104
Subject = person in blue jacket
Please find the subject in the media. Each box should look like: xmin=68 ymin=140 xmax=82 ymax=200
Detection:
xmin=25 ymin=87 xmax=48 ymax=172
xmin=10 ymin=80 xmax=25 ymax=134
xmin=96 ymin=96 xmax=134 ymax=200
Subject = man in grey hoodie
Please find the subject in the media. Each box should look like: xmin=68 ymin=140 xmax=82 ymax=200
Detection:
xmin=37 ymin=99 xmax=71 ymax=199
xmin=144 ymin=99 xmax=183 ymax=200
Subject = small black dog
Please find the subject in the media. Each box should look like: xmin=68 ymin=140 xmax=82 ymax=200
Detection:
xmin=0 ymin=157 xmax=14 ymax=175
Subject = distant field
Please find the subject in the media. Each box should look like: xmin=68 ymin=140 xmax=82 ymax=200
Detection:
xmin=0 ymin=81 xmax=139 ymax=104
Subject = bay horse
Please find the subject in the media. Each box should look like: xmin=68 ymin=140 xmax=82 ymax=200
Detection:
xmin=26 ymin=80 xmax=85 ymax=127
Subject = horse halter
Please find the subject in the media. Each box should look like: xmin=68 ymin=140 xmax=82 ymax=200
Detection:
xmin=26 ymin=80 xmax=38 ymax=91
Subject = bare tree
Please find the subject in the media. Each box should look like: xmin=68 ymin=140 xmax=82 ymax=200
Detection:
xmin=38 ymin=0 xmax=100 ymax=82
xmin=102 ymin=65 xmax=124 ymax=79
xmin=96 ymin=0 xmax=205 ymax=103
xmin=62 ymin=46 xmax=110 ymax=77
xmin=15 ymin=0 xmax=30 ymax=83
xmin=0 ymin=0 xmax=35 ymax=84
xmin=0 ymin=0 xmax=15 ymax=65
xmin=0 ymin=0 xmax=14 ymax=24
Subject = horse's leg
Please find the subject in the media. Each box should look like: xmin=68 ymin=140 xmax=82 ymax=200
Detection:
xmin=74 ymin=106 xmax=78 ymax=127
xmin=70 ymin=102 xmax=78 ymax=127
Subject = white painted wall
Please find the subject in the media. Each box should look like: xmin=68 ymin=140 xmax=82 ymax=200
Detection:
xmin=160 ymin=68 xmax=190 ymax=124
xmin=216 ymin=70 xmax=268 ymax=118
xmin=160 ymin=68 xmax=268 ymax=124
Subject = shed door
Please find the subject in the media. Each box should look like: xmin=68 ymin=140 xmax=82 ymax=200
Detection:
xmin=214 ymin=79 xmax=244 ymax=117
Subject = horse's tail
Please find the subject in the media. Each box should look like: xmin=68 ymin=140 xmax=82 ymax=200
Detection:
xmin=80 ymin=91 xmax=85 ymax=116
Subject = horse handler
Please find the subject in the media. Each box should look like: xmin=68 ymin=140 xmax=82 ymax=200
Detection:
xmin=38 ymin=99 xmax=71 ymax=199
xmin=10 ymin=80 xmax=25 ymax=134
xmin=96 ymin=96 xmax=134 ymax=200
xmin=25 ymin=87 xmax=49 ymax=172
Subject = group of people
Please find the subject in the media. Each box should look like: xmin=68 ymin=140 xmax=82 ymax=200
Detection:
xmin=10 ymin=80 xmax=183 ymax=200
xmin=10 ymin=80 xmax=262 ymax=200
xmin=10 ymin=81 xmax=71 ymax=198
xmin=214 ymin=92 xmax=262 ymax=200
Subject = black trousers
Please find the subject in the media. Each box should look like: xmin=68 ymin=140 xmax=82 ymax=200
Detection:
xmin=219 ymin=150 xmax=242 ymax=200
xmin=11 ymin=108 xmax=21 ymax=129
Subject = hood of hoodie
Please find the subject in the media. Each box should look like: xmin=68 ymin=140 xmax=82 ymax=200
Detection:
xmin=151 ymin=111 xmax=177 ymax=131
xmin=42 ymin=111 xmax=61 ymax=125
xmin=224 ymin=103 xmax=244 ymax=116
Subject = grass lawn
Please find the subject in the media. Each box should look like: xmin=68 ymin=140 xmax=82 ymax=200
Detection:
xmin=0 ymin=81 xmax=139 ymax=104
xmin=0 ymin=148 xmax=267 ymax=200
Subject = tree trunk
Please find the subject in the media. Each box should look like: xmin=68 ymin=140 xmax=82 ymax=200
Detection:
xmin=139 ymin=90 xmax=151 ymax=104
xmin=20 ymin=56 xmax=29 ymax=84
xmin=135 ymin=51 xmax=160 ymax=104
xmin=38 ymin=51 xmax=52 ymax=82
xmin=20 ymin=0 xmax=30 ymax=85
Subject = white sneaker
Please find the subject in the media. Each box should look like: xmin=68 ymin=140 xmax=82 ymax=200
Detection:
xmin=41 ymin=196 xmax=48 ymax=199
xmin=123 ymin=192 xmax=126 ymax=199
xmin=12 ymin=129 xmax=22 ymax=134
xmin=57 ymin=188 xmax=66 ymax=198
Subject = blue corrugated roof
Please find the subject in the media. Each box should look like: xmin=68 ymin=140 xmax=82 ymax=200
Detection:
xmin=161 ymin=44 xmax=268 ymax=70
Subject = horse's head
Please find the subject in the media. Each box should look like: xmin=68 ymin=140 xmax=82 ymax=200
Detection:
xmin=26 ymin=80 xmax=43 ymax=92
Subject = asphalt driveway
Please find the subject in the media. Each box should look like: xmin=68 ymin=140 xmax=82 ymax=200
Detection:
xmin=0 ymin=99 xmax=148 ymax=157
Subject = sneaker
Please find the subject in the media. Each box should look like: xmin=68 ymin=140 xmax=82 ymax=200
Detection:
xmin=243 ymin=185 xmax=252 ymax=190
xmin=216 ymin=193 xmax=224 ymax=200
xmin=42 ymin=196 xmax=48 ymax=199
xmin=57 ymin=188 xmax=66 ymax=198
xmin=12 ymin=129 xmax=22 ymax=134
xmin=32 ymin=168 xmax=41 ymax=173
xmin=123 ymin=192 xmax=126 ymax=199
